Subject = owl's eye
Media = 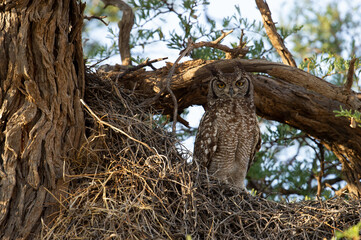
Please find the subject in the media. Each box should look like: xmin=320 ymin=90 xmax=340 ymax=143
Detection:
xmin=235 ymin=80 xmax=244 ymax=87
xmin=217 ymin=82 xmax=226 ymax=88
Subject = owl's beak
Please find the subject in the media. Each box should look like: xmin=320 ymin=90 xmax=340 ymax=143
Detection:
xmin=229 ymin=86 xmax=234 ymax=97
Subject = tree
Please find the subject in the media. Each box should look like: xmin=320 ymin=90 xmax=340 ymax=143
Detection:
xmin=0 ymin=1 xmax=85 ymax=238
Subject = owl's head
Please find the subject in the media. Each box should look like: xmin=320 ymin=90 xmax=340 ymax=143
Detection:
xmin=208 ymin=66 xmax=253 ymax=103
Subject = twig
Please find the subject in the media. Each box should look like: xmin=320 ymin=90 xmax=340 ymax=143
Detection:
xmin=43 ymin=187 xmax=67 ymax=209
xmin=209 ymin=30 xmax=233 ymax=44
xmin=168 ymin=31 xmax=245 ymax=134
xmin=344 ymin=57 xmax=357 ymax=91
xmin=141 ymin=29 xmax=242 ymax=109
xmin=84 ymin=15 xmax=109 ymax=26
xmin=117 ymin=57 xmax=168 ymax=80
xmin=167 ymin=38 xmax=195 ymax=134
xmin=89 ymin=56 xmax=111 ymax=68
xmin=335 ymin=185 xmax=348 ymax=196
xmin=316 ymin=143 xmax=325 ymax=198
xmin=102 ymin=0 xmax=134 ymax=66
xmin=190 ymin=30 xmax=248 ymax=59
xmin=255 ymin=0 xmax=297 ymax=67
xmin=80 ymin=99 xmax=156 ymax=154
xmin=140 ymin=30 xmax=246 ymax=134
xmin=239 ymin=29 xmax=246 ymax=48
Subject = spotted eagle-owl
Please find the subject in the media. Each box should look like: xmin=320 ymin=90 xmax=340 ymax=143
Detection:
xmin=193 ymin=65 xmax=261 ymax=189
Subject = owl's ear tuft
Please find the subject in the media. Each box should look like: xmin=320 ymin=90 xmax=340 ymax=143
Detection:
xmin=208 ymin=66 xmax=223 ymax=78
xmin=234 ymin=62 xmax=246 ymax=75
xmin=235 ymin=62 xmax=246 ymax=71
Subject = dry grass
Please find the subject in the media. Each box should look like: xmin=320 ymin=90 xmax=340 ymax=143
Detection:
xmin=41 ymin=70 xmax=361 ymax=240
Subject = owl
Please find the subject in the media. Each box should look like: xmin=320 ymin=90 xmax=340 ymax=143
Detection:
xmin=193 ymin=65 xmax=261 ymax=189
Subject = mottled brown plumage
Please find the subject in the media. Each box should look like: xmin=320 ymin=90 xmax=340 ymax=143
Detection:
xmin=193 ymin=66 xmax=261 ymax=189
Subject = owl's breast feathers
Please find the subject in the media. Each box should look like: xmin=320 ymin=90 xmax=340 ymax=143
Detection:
xmin=193 ymin=109 xmax=219 ymax=168
xmin=194 ymin=99 xmax=260 ymax=171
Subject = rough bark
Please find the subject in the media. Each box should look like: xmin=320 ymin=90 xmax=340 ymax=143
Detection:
xmin=113 ymin=58 xmax=361 ymax=196
xmin=0 ymin=0 xmax=85 ymax=239
xmin=255 ymin=0 xmax=297 ymax=67
xmin=102 ymin=0 xmax=134 ymax=66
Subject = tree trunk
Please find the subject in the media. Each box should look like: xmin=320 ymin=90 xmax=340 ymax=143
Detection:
xmin=0 ymin=1 xmax=85 ymax=239
xmin=111 ymin=58 xmax=361 ymax=197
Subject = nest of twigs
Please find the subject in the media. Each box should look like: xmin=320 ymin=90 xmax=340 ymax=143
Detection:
xmin=41 ymin=70 xmax=361 ymax=240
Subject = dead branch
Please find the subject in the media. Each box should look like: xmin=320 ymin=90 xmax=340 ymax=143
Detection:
xmin=345 ymin=57 xmax=357 ymax=91
xmin=255 ymin=0 xmax=297 ymax=67
xmin=190 ymin=30 xmax=249 ymax=59
xmin=116 ymin=57 xmax=168 ymax=79
xmin=108 ymin=58 xmax=361 ymax=196
xmin=335 ymin=185 xmax=348 ymax=196
xmin=176 ymin=114 xmax=190 ymax=128
xmin=102 ymin=0 xmax=134 ymax=66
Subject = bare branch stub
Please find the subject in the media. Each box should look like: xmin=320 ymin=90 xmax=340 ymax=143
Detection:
xmin=345 ymin=57 xmax=357 ymax=91
xmin=255 ymin=0 xmax=297 ymax=67
xmin=102 ymin=0 xmax=134 ymax=66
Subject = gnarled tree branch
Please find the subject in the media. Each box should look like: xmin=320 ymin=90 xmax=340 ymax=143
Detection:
xmin=102 ymin=0 xmax=134 ymax=66
xmin=104 ymin=58 xmax=361 ymax=196
xmin=255 ymin=0 xmax=297 ymax=67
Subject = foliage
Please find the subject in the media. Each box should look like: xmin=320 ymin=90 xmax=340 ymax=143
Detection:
xmin=82 ymin=0 xmax=361 ymax=200
xmin=334 ymin=106 xmax=361 ymax=128
xmin=83 ymin=1 xmax=121 ymax=64
xmin=248 ymin=120 xmax=340 ymax=200
xmin=283 ymin=0 xmax=361 ymax=57
xmin=248 ymin=0 xmax=361 ymax=200
xmin=299 ymin=54 xmax=361 ymax=86
xmin=333 ymin=221 xmax=361 ymax=240
xmin=282 ymin=0 xmax=361 ymax=87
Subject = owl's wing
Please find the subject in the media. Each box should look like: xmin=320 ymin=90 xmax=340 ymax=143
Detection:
xmin=193 ymin=112 xmax=218 ymax=168
xmin=247 ymin=126 xmax=261 ymax=172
